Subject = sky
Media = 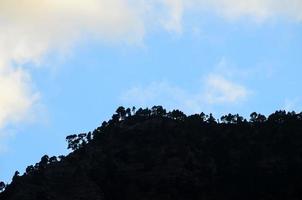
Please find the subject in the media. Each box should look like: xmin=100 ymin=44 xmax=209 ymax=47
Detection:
xmin=0 ymin=0 xmax=302 ymax=183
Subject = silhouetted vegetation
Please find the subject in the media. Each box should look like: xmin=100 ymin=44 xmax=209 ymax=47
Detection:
xmin=0 ymin=182 xmax=5 ymax=193
xmin=2 ymin=106 xmax=302 ymax=200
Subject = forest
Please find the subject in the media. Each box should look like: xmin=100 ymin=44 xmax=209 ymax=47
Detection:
xmin=1 ymin=106 xmax=302 ymax=200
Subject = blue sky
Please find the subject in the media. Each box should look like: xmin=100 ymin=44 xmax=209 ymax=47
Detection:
xmin=1 ymin=0 xmax=302 ymax=183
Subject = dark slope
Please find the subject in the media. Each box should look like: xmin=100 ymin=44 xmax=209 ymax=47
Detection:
xmin=2 ymin=107 xmax=302 ymax=200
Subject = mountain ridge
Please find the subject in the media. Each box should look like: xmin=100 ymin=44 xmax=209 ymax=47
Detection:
xmin=1 ymin=106 xmax=302 ymax=200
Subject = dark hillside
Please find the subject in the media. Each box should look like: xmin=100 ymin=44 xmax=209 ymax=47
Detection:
xmin=1 ymin=106 xmax=302 ymax=200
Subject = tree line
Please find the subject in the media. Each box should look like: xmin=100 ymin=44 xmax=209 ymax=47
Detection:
xmin=64 ymin=106 xmax=199 ymax=151
xmin=64 ymin=106 xmax=302 ymax=151
xmin=1 ymin=106 xmax=302 ymax=193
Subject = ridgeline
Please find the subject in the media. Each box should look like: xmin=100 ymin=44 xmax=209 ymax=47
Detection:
xmin=1 ymin=106 xmax=302 ymax=200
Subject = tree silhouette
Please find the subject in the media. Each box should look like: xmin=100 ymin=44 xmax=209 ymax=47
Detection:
xmin=66 ymin=134 xmax=78 ymax=150
xmin=25 ymin=165 xmax=35 ymax=175
xmin=12 ymin=171 xmax=20 ymax=182
xmin=151 ymin=106 xmax=166 ymax=116
xmin=132 ymin=106 xmax=136 ymax=115
xmin=49 ymin=156 xmax=58 ymax=164
xmin=250 ymin=112 xmax=267 ymax=123
xmin=58 ymin=155 xmax=65 ymax=161
xmin=87 ymin=132 xmax=92 ymax=142
xmin=66 ymin=133 xmax=88 ymax=150
xmin=136 ymin=108 xmax=151 ymax=117
xmin=199 ymin=112 xmax=206 ymax=122
xmin=78 ymin=133 xmax=87 ymax=146
xmin=116 ymin=106 xmax=126 ymax=121
xmin=101 ymin=121 xmax=108 ymax=127
xmin=221 ymin=114 xmax=243 ymax=124
xmin=126 ymin=108 xmax=131 ymax=117
xmin=39 ymin=155 xmax=49 ymax=169
xmin=111 ymin=114 xmax=119 ymax=123
xmin=0 ymin=182 xmax=5 ymax=192
xmin=169 ymin=109 xmax=186 ymax=120
xmin=268 ymin=110 xmax=287 ymax=123
xmin=221 ymin=114 xmax=233 ymax=124
xmin=135 ymin=108 xmax=144 ymax=116
xmin=206 ymin=113 xmax=216 ymax=124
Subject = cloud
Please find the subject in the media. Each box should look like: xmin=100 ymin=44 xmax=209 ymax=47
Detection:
xmin=120 ymin=81 xmax=191 ymax=110
xmin=283 ymin=98 xmax=301 ymax=111
xmin=160 ymin=0 xmax=184 ymax=33
xmin=0 ymin=69 xmax=39 ymax=128
xmin=0 ymin=0 xmax=147 ymax=137
xmin=178 ymin=0 xmax=302 ymax=23
xmin=0 ymin=0 xmax=194 ymax=132
xmin=212 ymin=0 xmax=302 ymax=21
xmin=0 ymin=0 xmax=300 ymax=139
xmin=204 ymin=74 xmax=250 ymax=104
xmin=213 ymin=57 xmax=276 ymax=81
xmin=121 ymin=73 xmax=250 ymax=113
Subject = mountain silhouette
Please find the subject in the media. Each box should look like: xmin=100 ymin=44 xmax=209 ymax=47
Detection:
xmin=1 ymin=106 xmax=302 ymax=200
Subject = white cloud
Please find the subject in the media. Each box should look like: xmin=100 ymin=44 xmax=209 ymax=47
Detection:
xmin=120 ymin=81 xmax=191 ymax=110
xmin=204 ymin=74 xmax=249 ymax=104
xmin=283 ymin=98 xmax=301 ymax=111
xmin=198 ymin=0 xmax=276 ymax=21
xmin=213 ymin=57 xmax=276 ymax=80
xmin=179 ymin=0 xmax=302 ymax=23
xmin=161 ymin=0 xmax=184 ymax=33
xmin=0 ymin=0 xmax=147 ymax=138
xmin=0 ymin=0 xmax=300 ymax=141
xmin=219 ymin=0 xmax=302 ymax=21
xmin=0 ymin=69 xmax=39 ymax=127
xmin=121 ymin=73 xmax=250 ymax=113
